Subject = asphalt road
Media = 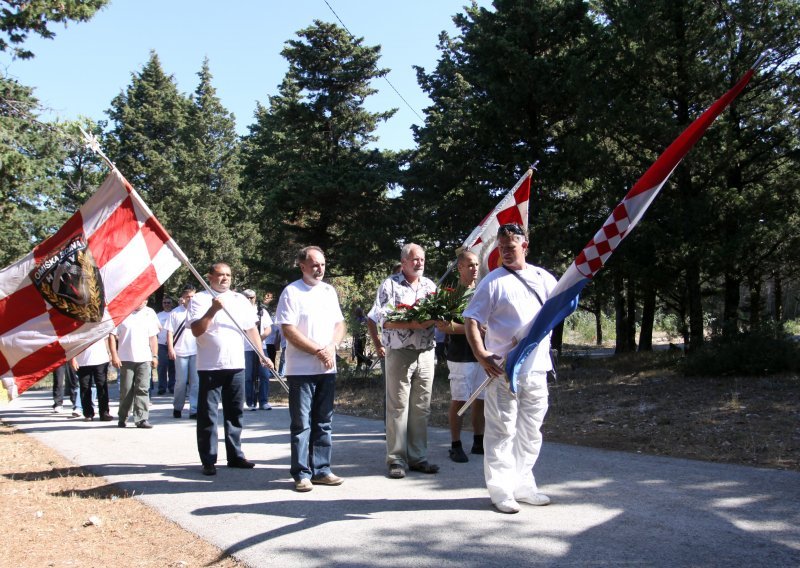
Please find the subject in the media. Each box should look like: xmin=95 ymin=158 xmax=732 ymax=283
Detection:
xmin=2 ymin=385 xmax=799 ymax=567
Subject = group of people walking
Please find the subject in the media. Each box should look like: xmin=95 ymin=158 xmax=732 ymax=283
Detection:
xmin=53 ymin=223 xmax=555 ymax=513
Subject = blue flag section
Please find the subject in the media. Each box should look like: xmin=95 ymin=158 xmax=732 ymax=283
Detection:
xmin=504 ymin=62 xmax=760 ymax=392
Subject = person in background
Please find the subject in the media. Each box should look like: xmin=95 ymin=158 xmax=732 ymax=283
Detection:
xmin=73 ymin=335 xmax=114 ymax=422
xmin=51 ymin=361 xmax=78 ymax=416
xmin=155 ymin=296 xmax=176 ymax=395
xmin=109 ymin=299 xmax=160 ymax=429
xmin=167 ymin=284 xmax=199 ymax=419
xmin=435 ymin=251 xmax=485 ymax=463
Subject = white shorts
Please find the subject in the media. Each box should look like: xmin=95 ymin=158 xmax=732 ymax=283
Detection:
xmin=447 ymin=360 xmax=486 ymax=401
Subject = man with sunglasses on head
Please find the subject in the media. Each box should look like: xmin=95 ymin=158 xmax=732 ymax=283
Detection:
xmin=463 ymin=223 xmax=557 ymax=514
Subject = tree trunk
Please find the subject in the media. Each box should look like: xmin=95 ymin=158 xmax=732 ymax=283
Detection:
xmin=626 ymin=277 xmax=637 ymax=351
xmin=551 ymin=321 xmax=564 ymax=355
xmin=774 ymin=272 xmax=783 ymax=322
xmin=722 ymin=272 xmax=740 ymax=338
xmin=639 ymin=283 xmax=656 ymax=351
xmin=595 ymin=310 xmax=603 ymax=346
xmin=614 ymin=270 xmax=630 ymax=353
xmin=749 ymin=274 xmax=762 ymax=329
xmin=686 ymin=260 xmax=704 ymax=352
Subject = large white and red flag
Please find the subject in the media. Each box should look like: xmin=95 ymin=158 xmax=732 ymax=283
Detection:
xmin=503 ymin=64 xmax=759 ymax=392
xmin=460 ymin=169 xmax=532 ymax=276
xmin=0 ymin=170 xmax=182 ymax=400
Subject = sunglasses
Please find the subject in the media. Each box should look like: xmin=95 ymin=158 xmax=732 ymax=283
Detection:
xmin=498 ymin=223 xmax=525 ymax=236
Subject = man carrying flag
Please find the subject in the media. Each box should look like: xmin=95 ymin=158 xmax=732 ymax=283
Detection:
xmin=463 ymin=223 xmax=556 ymax=514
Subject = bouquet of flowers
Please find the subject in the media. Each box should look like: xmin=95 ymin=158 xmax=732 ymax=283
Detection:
xmin=385 ymin=284 xmax=474 ymax=323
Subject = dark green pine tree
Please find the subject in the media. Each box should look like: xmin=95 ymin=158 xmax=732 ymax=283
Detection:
xmin=176 ymin=58 xmax=255 ymax=283
xmin=105 ymin=51 xmax=191 ymax=231
xmin=241 ymin=20 xmax=400 ymax=284
xmin=406 ymin=0 xmax=599 ymax=275
xmin=0 ymin=77 xmax=67 ymax=266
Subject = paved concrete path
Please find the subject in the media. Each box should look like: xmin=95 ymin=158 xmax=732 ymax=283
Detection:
xmin=2 ymin=386 xmax=799 ymax=567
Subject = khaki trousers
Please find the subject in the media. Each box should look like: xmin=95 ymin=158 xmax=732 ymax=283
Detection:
xmin=384 ymin=347 xmax=435 ymax=467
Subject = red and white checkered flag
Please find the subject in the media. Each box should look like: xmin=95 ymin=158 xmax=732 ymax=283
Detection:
xmin=0 ymin=170 xmax=182 ymax=400
xmin=462 ymin=169 xmax=532 ymax=277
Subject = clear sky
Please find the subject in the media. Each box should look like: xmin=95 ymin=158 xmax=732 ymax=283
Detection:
xmin=1 ymin=0 xmax=490 ymax=152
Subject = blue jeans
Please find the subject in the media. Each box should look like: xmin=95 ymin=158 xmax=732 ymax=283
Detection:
xmin=244 ymin=350 xmax=269 ymax=407
xmin=157 ymin=343 xmax=176 ymax=393
xmin=173 ymin=354 xmax=199 ymax=414
xmin=288 ymin=373 xmax=336 ymax=481
xmin=197 ymin=368 xmax=246 ymax=466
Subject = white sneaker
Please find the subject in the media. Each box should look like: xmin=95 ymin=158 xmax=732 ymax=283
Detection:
xmin=52 ymin=406 xmax=64 ymax=413
xmin=493 ymin=499 xmax=521 ymax=514
xmin=516 ymin=493 xmax=551 ymax=506
xmin=71 ymin=410 xmax=81 ymax=418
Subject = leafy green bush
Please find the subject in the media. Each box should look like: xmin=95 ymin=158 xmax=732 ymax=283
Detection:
xmin=681 ymin=326 xmax=800 ymax=376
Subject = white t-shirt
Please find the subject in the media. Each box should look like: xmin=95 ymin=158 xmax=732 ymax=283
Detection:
xmin=275 ymin=279 xmax=343 ymax=376
xmin=187 ymin=289 xmax=255 ymax=371
xmin=113 ymin=306 xmax=160 ymax=363
xmin=260 ymin=310 xmax=276 ymax=349
xmin=164 ymin=305 xmax=197 ymax=357
xmin=75 ymin=337 xmax=110 ymax=367
xmin=156 ymin=310 xmax=171 ymax=345
xmin=243 ymin=302 xmax=259 ymax=352
xmin=463 ymin=264 xmax=557 ymax=372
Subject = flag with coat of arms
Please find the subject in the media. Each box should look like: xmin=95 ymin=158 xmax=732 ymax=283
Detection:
xmin=0 ymin=169 xmax=183 ymax=400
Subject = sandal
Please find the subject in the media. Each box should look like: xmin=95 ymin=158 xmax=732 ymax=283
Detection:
xmin=389 ymin=464 xmax=406 ymax=479
xmin=409 ymin=461 xmax=440 ymax=474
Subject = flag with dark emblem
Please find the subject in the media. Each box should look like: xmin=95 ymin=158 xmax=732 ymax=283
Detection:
xmin=0 ymin=170 xmax=182 ymax=400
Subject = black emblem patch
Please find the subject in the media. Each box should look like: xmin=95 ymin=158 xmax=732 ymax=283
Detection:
xmin=30 ymin=235 xmax=106 ymax=322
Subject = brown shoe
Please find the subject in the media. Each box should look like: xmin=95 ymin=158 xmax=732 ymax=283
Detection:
xmin=311 ymin=473 xmax=344 ymax=486
xmin=294 ymin=478 xmax=313 ymax=492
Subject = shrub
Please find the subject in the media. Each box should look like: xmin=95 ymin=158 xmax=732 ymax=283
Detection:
xmin=680 ymin=325 xmax=800 ymax=376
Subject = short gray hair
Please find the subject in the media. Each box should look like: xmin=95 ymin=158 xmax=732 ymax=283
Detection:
xmin=400 ymin=243 xmax=424 ymax=260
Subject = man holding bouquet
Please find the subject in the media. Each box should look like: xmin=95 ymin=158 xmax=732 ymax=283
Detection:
xmin=371 ymin=243 xmax=438 ymax=479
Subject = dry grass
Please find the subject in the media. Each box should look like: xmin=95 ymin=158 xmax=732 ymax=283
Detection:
xmin=0 ymin=424 xmax=243 ymax=568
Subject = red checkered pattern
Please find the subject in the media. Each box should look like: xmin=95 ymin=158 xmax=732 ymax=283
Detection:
xmin=0 ymin=171 xmax=181 ymax=398
xmin=463 ymin=170 xmax=531 ymax=276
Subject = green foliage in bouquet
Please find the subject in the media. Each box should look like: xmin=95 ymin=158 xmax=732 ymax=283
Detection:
xmin=385 ymin=284 xmax=474 ymax=323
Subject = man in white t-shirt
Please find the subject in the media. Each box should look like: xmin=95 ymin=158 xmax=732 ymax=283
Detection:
xmin=72 ymin=335 xmax=114 ymax=421
xmin=464 ymin=223 xmax=557 ymax=514
xmin=275 ymin=246 xmax=346 ymax=492
xmin=155 ymin=296 xmax=176 ymax=394
xmin=109 ymin=300 xmax=161 ymax=429
xmin=167 ymin=284 xmax=199 ymax=419
xmin=188 ymin=262 xmax=274 ymax=476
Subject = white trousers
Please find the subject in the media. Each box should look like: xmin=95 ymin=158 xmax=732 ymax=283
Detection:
xmin=483 ymin=370 xmax=549 ymax=504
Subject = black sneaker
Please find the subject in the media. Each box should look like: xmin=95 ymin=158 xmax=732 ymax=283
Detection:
xmin=202 ymin=464 xmax=217 ymax=476
xmin=173 ymin=410 xmax=181 ymax=419
xmin=449 ymin=446 xmax=469 ymax=463
xmin=471 ymin=445 xmax=484 ymax=455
